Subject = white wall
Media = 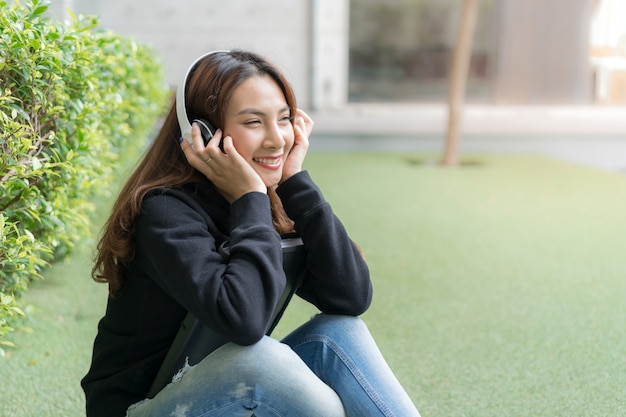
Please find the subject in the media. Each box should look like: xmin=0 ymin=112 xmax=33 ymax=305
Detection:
xmin=591 ymin=0 xmax=626 ymax=50
xmin=48 ymin=0 xmax=350 ymax=110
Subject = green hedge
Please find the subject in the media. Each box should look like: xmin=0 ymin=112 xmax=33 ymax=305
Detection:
xmin=0 ymin=0 xmax=169 ymax=354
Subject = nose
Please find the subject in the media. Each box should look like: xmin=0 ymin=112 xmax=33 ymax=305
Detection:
xmin=263 ymin=122 xmax=286 ymax=149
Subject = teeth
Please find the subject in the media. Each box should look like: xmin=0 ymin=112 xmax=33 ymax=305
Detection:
xmin=255 ymin=157 xmax=279 ymax=164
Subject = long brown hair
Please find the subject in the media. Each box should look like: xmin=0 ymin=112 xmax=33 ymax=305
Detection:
xmin=93 ymin=50 xmax=297 ymax=294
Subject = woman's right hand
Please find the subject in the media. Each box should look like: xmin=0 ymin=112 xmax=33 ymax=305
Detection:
xmin=180 ymin=123 xmax=266 ymax=203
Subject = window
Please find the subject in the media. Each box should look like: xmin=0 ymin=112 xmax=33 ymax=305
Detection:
xmin=348 ymin=0 xmax=495 ymax=103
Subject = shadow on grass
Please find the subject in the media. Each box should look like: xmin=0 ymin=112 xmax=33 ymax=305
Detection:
xmin=405 ymin=157 xmax=486 ymax=168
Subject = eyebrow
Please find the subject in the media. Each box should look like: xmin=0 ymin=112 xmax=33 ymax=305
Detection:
xmin=235 ymin=105 xmax=291 ymax=117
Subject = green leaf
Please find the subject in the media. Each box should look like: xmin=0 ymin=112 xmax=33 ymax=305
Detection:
xmin=31 ymin=156 xmax=42 ymax=170
xmin=12 ymin=307 xmax=25 ymax=316
xmin=0 ymin=0 xmax=168 ymax=350
xmin=32 ymin=5 xmax=48 ymax=17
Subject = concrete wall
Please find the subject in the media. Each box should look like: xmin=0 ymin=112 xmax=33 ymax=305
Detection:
xmin=49 ymin=0 xmax=350 ymax=110
xmin=45 ymin=0 xmax=604 ymax=107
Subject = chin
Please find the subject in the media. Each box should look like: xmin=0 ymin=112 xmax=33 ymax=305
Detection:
xmin=264 ymin=179 xmax=280 ymax=188
xmin=261 ymin=173 xmax=283 ymax=188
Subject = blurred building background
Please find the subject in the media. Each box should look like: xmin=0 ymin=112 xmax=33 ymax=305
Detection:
xmin=46 ymin=0 xmax=626 ymax=172
xmin=49 ymin=0 xmax=626 ymax=109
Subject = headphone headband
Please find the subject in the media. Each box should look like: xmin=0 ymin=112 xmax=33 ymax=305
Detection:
xmin=176 ymin=50 xmax=229 ymax=143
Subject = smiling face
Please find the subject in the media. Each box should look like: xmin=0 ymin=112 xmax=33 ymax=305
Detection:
xmin=223 ymin=74 xmax=294 ymax=187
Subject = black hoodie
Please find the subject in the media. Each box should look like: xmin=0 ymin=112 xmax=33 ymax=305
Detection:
xmin=81 ymin=171 xmax=372 ymax=417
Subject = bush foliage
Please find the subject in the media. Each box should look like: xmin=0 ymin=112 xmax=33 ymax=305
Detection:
xmin=0 ymin=0 xmax=169 ymax=354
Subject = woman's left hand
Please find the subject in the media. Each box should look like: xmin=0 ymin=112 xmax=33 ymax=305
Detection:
xmin=281 ymin=109 xmax=313 ymax=183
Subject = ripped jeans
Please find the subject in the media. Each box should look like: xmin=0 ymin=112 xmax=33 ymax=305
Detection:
xmin=126 ymin=315 xmax=420 ymax=417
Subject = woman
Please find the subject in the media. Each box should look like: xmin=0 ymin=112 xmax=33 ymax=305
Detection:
xmin=82 ymin=50 xmax=420 ymax=417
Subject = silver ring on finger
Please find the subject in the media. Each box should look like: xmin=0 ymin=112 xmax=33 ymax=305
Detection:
xmin=204 ymin=157 xmax=212 ymax=164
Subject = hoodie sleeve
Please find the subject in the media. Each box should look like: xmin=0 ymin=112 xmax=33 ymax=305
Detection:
xmin=132 ymin=189 xmax=285 ymax=345
xmin=277 ymin=171 xmax=373 ymax=315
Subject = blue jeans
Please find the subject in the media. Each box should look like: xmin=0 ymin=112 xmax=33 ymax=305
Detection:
xmin=126 ymin=315 xmax=420 ymax=417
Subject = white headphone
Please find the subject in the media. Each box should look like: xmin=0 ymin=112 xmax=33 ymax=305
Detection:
xmin=176 ymin=50 xmax=229 ymax=144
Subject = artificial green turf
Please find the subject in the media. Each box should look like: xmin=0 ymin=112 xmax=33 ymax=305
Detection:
xmin=1 ymin=154 xmax=625 ymax=417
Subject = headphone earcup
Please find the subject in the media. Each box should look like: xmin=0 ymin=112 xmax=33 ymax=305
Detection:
xmin=192 ymin=119 xmax=215 ymax=146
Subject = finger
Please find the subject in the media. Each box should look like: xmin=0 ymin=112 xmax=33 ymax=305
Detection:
xmin=205 ymin=128 xmax=224 ymax=153
xmin=220 ymin=134 xmax=237 ymax=156
xmin=180 ymin=131 xmax=212 ymax=173
xmin=295 ymin=109 xmax=314 ymax=136
xmin=190 ymin=122 xmax=206 ymax=152
xmin=179 ymin=135 xmax=190 ymax=153
xmin=296 ymin=108 xmax=311 ymax=120
xmin=220 ymin=135 xmax=252 ymax=167
xmin=294 ymin=114 xmax=305 ymax=134
xmin=294 ymin=119 xmax=310 ymax=146
xmin=180 ymin=135 xmax=197 ymax=161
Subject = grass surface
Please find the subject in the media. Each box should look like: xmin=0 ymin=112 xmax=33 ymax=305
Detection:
xmin=1 ymin=153 xmax=625 ymax=417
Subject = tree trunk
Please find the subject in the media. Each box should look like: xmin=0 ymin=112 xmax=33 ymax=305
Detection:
xmin=442 ymin=0 xmax=480 ymax=166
